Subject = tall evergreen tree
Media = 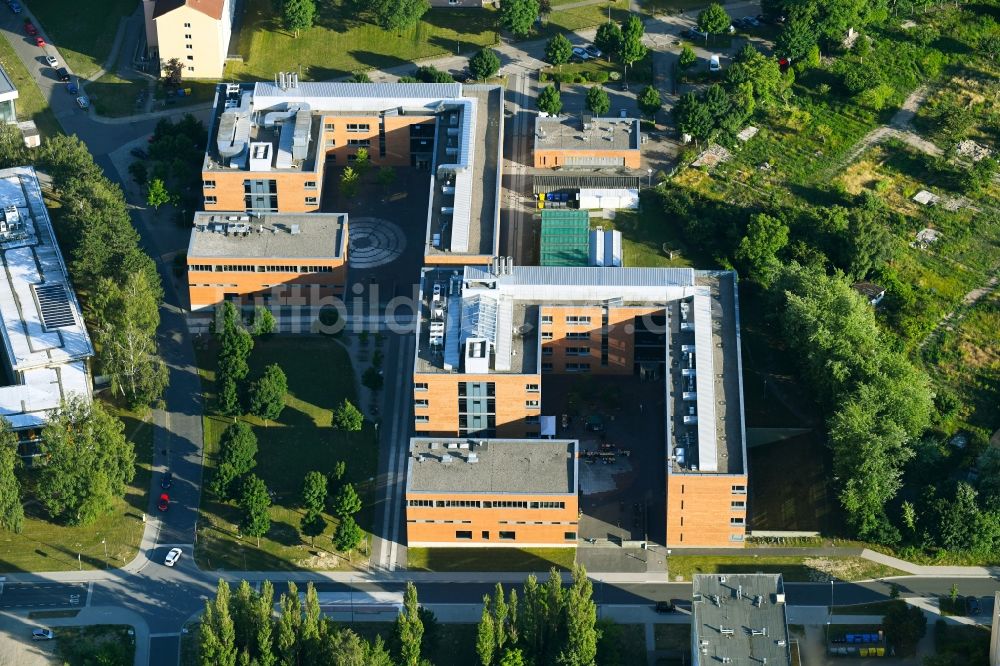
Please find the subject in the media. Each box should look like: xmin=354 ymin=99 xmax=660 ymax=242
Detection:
xmin=276 ymin=582 xmax=302 ymax=666
xmin=477 ymin=598 xmax=497 ymax=666
xmin=239 ymin=474 xmax=272 ymax=547
xmin=0 ymin=419 xmax=24 ymax=533
xmin=396 ymin=581 xmax=425 ymax=666
xmin=557 ymin=565 xmax=600 ymax=666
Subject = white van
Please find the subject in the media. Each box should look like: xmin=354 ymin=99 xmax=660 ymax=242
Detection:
xmin=709 ymin=55 xmax=721 ymax=72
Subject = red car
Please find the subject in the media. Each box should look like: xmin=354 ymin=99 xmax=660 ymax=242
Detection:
xmin=157 ymin=493 xmax=169 ymax=512
xmin=24 ymin=20 xmax=36 ymax=36
xmin=34 ymin=36 xmax=45 ymax=47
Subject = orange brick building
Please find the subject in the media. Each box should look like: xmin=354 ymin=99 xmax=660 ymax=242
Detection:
xmin=410 ymin=265 xmax=749 ymax=547
xmin=201 ymin=81 xmax=501 ymax=262
xmin=186 ymin=212 xmax=348 ymax=312
xmin=533 ymin=116 xmax=642 ymax=169
xmin=405 ymin=438 xmax=579 ymax=548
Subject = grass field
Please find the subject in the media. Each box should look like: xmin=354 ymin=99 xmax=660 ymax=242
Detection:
xmin=541 ymin=0 xmax=630 ymax=33
xmin=654 ymin=624 xmax=690 ymax=652
xmin=666 ymin=555 xmax=905 ymax=583
xmin=590 ymin=205 xmax=696 ymax=269
xmin=0 ymin=404 xmax=152 ymax=573
xmin=406 ymin=547 xmax=576 ymax=571
xmin=195 ymin=336 xmax=378 ymax=571
xmin=0 ymin=36 xmax=61 ymax=137
xmin=227 ymin=0 xmax=499 ymax=80
xmin=25 ymin=0 xmax=136 ymax=78
xmin=86 ymin=71 xmax=147 ymax=118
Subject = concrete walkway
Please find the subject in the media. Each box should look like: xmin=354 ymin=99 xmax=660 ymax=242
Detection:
xmin=859 ymin=549 xmax=998 ymax=579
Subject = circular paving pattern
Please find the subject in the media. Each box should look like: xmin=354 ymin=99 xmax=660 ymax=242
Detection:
xmin=347 ymin=217 xmax=406 ymax=269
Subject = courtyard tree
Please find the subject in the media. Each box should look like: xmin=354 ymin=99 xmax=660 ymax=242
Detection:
xmin=585 ymin=86 xmax=610 ymax=116
xmin=0 ymin=419 xmax=23 ymax=533
xmin=332 ymin=482 xmax=362 ymax=519
xmin=362 ymin=365 xmax=384 ymax=391
xmin=545 ymin=33 xmax=573 ymax=67
xmin=147 ymin=178 xmax=170 ymax=210
xmin=249 ymin=364 xmax=288 ymax=424
xmin=239 ymin=474 xmax=272 ymax=547
xmin=340 ymin=167 xmax=360 ymax=199
xmin=164 ymin=58 xmax=184 ymax=86
xmin=620 ymin=15 xmax=647 ymax=82
xmin=300 ymin=470 xmax=328 ymax=514
xmin=212 ymin=421 xmax=258 ymax=500
xmin=678 ymin=44 xmax=697 ymax=70
xmin=537 ymin=85 xmax=563 ymax=115
xmin=300 ymin=510 xmax=327 ymax=546
xmin=698 ymin=3 xmax=731 ymax=36
xmin=594 ymin=21 xmax=622 ymax=60
xmin=638 ymin=85 xmax=662 ymax=118
xmin=500 ymin=0 xmax=540 ymax=37
xmin=282 ymin=0 xmax=316 ymax=36
xmin=332 ymin=398 xmax=364 ymax=431
xmin=251 ymin=306 xmax=276 ymax=336
xmin=353 ymin=147 xmax=371 ymax=175
xmin=376 ymin=166 xmax=396 ymax=190
xmin=370 ymin=0 xmax=430 ymax=32
xmin=36 ymin=398 xmax=136 ymax=525
xmin=333 ymin=514 xmax=363 ymax=552
xmin=470 ymin=48 xmax=501 ymax=80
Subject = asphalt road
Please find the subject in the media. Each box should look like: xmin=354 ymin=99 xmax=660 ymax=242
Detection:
xmin=0 ymin=582 xmax=90 ymax=609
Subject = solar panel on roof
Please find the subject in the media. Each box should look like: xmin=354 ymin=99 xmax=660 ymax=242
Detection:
xmin=33 ymin=283 xmax=75 ymax=330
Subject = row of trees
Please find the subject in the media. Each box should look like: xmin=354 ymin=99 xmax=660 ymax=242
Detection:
xmin=476 ymin=565 xmax=599 ymax=666
xmin=282 ymin=0 xmax=430 ymax=36
xmin=215 ymin=302 xmax=286 ymax=422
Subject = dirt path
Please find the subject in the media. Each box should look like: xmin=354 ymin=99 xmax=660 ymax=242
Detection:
xmin=918 ymin=274 xmax=1000 ymax=351
xmin=827 ymin=86 xmax=943 ymax=175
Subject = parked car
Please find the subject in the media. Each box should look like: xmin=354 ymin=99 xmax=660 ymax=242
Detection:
xmin=164 ymin=547 xmax=182 ymax=567
xmin=45 ymin=55 xmax=58 ymax=68
xmin=55 ymin=67 xmax=69 ymax=82
xmin=655 ymin=601 xmax=676 ymax=614
xmin=160 ymin=470 xmax=173 ymax=488
xmin=31 ymin=628 xmax=54 ymax=641
xmin=966 ymin=596 xmax=982 ymax=616
xmin=571 ymin=46 xmax=591 ymax=61
xmin=157 ymin=492 xmax=169 ymax=511
xmin=709 ymin=54 xmax=721 ymax=72
xmin=66 ymin=79 xmax=79 ymax=95
xmin=34 ymin=36 xmax=46 ymax=48
xmin=8 ymin=1 xmax=22 ymax=14
xmin=75 ymin=95 xmax=90 ymax=109
xmin=584 ymin=45 xmax=602 ymax=58
xmin=24 ymin=20 xmax=37 ymax=36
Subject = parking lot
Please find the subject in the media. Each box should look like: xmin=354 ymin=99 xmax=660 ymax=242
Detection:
xmin=542 ymin=373 xmax=667 ymax=544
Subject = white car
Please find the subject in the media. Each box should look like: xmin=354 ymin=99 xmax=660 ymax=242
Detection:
xmin=32 ymin=628 xmax=54 ymax=641
xmin=164 ymin=547 xmax=182 ymax=567
xmin=709 ymin=55 xmax=721 ymax=72
xmin=45 ymin=55 xmax=58 ymax=68
xmin=75 ymin=95 xmax=90 ymax=109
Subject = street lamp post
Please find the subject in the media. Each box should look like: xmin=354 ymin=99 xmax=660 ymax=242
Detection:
xmin=101 ymin=539 xmax=108 ymax=569
xmin=647 ymin=167 xmax=653 ymax=187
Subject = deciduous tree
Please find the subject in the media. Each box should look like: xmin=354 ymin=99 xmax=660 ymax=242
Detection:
xmin=301 ymin=470 xmax=328 ymax=513
xmin=537 ymin=85 xmax=563 ymax=115
xmin=736 ymin=213 xmax=789 ymax=287
xmin=370 ymin=0 xmax=430 ymax=32
xmin=585 ymin=86 xmax=610 ymax=116
xmin=239 ymin=474 xmax=271 ymax=547
xmin=0 ymin=420 xmax=23 ymax=533
xmin=638 ymin=85 xmax=661 ymax=118
xmin=620 ymin=15 xmax=647 ymax=80
xmin=678 ymin=44 xmax=697 ymax=70
xmin=698 ymin=3 xmax=731 ymax=35
xmin=332 ymin=398 xmax=364 ymax=431
xmin=470 ymin=48 xmax=501 ymax=80
xmin=594 ymin=21 xmax=622 ymax=60
xmin=546 ymin=33 xmax=573 ymax=67
xmin=282 ymin=0 xmax=316 ymax=36
xmin=332 ymin=482 xmax=362 ymax=518
xmin=396 ymin=582 xmax=425 ymax=666
xmin=146 ymin=178 xmax=170 ymax=210
xmin=333 ymin=514 xmax=363 ymax=551
xmin=499 ymin=0 xmax=539 ymax=36
xmin=249 ymin=364 xmax=288 ymax=424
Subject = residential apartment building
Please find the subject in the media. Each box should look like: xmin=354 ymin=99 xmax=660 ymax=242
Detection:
xmin=186 ymin=211 xmax=348 ymax=312
xmin=143 ymin=0 xmax=235 ymax=79
xmin=533 ymin=116 xmax=642 ymax=169
xmin=691 ymin=574 xmax=793 ymax=666
xmin=201 ymin=80 xmax=502 ymax=264
xmin=411 ymin=264 xmax=748 ymax=547
xmin=0 ymin=64 xmax=17 ymax=124
xmin=405 ymin=437 xmax=579 ymax=547
xmin=0 ymin=167 xmax=94 ymax=450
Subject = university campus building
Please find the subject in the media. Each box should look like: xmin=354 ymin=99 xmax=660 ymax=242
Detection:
xmin=691 ymin=574 xmax=794 ymax=665
xmin=533 ymin=115 xmax=642 ymax=169
xmin=0 ymin=167 xmax=94 ymax=450
xmin=405 ymin=437 xmax=580 ymax=548
xmin=142 ymin=0 xmax=236 ymax=79
xmin=409 ymin=264 xmax=749 ymax=547
xmin=186 ymin=211 xmax=348 ymax=312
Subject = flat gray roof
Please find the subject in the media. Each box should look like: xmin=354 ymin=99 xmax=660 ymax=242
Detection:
xmin=407 ymin=438 xmax=578 ymax=494
xmin=535 ymin=116 xmax=639 ymax=152
xmin=692 ymin=574 xmax=791 ymax=666
xmin=188 ymin=212 xmax=347 ymax=260
xmin=0 ymin=167 xmax=94 ymax=430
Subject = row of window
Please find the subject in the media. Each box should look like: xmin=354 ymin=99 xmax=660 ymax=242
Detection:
xmin=414 ymin=382 xmax=539 ymax=393
xmin=680 ymin=500 xmax=746 ymax=510
xmin=415 ymin=400 xmax=538 ymax=410
xmin=189 ymin=265 xmax=335 ymax=273
xmin=452 ymin=531 xmax=576 ymax=541
xmin=678 ymin=484 xmax=748 ymax=495
xmin=407 ymin=500 xmax=567 ymax=509
xmin=540 ymin=315 xmax=591 ymax=325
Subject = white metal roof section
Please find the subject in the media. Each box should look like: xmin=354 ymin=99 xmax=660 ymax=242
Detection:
xmin=494 ymin=296 xmax=514 ymax=372
xmin=437 ymin=99 xmax=476 ymax=253
xmin=0 ymin=167 xmax=94 ymax=429
xmin=693 ymin=293 xmax=718 ymax=472
xmin=463 ymin=265 xmax=698 ymax=302
xmin=251 ymin=82 xmax=462 ymax=111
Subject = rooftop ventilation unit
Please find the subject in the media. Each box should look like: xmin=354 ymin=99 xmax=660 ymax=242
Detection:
xmin=467 ymin=453 xmax=478 ymax=463
xmin=441 ymin=454 xmax=453 ymax=465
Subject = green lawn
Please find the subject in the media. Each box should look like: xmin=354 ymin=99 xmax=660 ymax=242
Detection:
xmin=666 ymin=555 xmax=905 ymax=583
xmin=0 ymin=36 xmax=61 ymax=137
xmin=654 ymin=623 xmax=690 ymax=652
xmin=227 ymin=0 xmax=499 ymax=80
xmin=832 ymin=601 xmax=900 ymax=616
xmin=590 ymin=209 xmax=696 ymax=269
xmin=195 ymin=336 xmax=378 ymax=571
xmin=541 ymin=0 xmax=630 ymax=33
xmin=0 ymin=404 xmax=152 ymax=573
xmin=540 ymin=52 xmax=654 ymax=85
xmin=56 ymin=624 xmax=136 ymax=665
xmin=407 ymin=547 xmax=576 ymax=571
xmin=25 ymin=0 xmax=137 ymax=78
xmin=87 ymin=71 xmax=147 ymax=118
